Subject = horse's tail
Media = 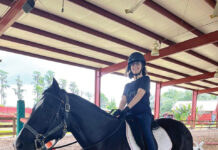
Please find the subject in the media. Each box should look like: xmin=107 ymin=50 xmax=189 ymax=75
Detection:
xmin=156 ymin=118 xmax=193 ymax=150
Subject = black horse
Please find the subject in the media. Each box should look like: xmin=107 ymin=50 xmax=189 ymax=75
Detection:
xmin=15 ymin=79 xmax=193 ymax=150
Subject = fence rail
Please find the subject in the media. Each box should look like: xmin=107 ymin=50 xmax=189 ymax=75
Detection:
xmin=0 ymin=117 xmax=16 ymax=137
xmin=181 ymin=120 xmax=218 ymax=128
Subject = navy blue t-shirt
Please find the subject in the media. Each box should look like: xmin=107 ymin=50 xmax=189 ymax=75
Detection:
xmin=123 ymin=76 xmax=151 ymax=114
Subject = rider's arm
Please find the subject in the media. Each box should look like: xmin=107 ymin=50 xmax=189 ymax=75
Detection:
xmin=127 ymin=88 xmax=145 ymax=109
xmin=118 ymin=95 xmax=127 ymax=110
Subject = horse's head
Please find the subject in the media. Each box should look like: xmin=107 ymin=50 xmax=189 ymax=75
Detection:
xmin=14 ymin=78 xmax=70 ymax=150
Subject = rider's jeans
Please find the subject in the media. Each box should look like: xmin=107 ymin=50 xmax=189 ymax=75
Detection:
xmin=134 ymin=113 xmax=157 ymax=150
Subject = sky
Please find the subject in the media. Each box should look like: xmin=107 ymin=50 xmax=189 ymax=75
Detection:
xmin=0 ymin=50 xmax=181 ymax=108
xmin=0 ymin=50 xmax=155 ymax=108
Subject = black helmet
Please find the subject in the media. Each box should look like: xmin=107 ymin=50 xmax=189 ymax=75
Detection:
xmin=128 ymin=52 xmax=146 ymax=67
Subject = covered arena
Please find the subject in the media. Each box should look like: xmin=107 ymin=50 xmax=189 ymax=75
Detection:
xmin=0 ymin=0 xmax=218 ymax=149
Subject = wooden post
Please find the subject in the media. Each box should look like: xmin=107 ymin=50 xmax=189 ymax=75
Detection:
xmin=94 ymin=69 xmax=101 ymax=107
xmin=154 ymin=82 xmax=161 ymax=119
xmin=191 ymin=90 xmax=198 ymax=128
xmin=216 ymin=104 xmax=218 ymax=128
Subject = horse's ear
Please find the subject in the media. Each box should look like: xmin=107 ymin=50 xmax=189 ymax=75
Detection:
xmin=51 ymin=78 xmax=60 ymax=92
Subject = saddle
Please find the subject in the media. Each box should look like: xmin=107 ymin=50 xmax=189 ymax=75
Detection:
xmin=125 ymin=115 xmax=159 ymax=150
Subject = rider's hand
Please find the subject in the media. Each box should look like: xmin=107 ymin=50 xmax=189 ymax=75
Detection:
xmin=118 ymin=106 xmax=130 ymax=119
xmin=112 ymin=109 xmax=122 ymax=117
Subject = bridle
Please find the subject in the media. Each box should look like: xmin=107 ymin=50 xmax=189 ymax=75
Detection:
xmin=20 ymin=92 xmax=124 ymax=150
xmin=23 ymin=92 xmax=71 ymax=150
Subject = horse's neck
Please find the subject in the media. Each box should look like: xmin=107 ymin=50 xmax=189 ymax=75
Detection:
xmin=68 ymin=95 xmax=121 ymax=147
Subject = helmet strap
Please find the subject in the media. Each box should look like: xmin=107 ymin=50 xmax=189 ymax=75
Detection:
xmin=133 ymin=69 xmax=142 ymax=79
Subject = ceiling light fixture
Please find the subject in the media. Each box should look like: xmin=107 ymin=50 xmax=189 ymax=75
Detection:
xmin=125 ymin=0 xmax=146 ymax=14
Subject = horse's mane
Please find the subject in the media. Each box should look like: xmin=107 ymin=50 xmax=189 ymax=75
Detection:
xmin=67 ymin=92 xmax=115 ymax=119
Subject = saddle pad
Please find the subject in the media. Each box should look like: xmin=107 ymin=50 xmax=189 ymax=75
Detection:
xmin=126 ymin=122 xmax=172 ymax=150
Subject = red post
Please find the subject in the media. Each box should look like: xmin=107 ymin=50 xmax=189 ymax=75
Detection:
xmin=154 ymin=82 xmax=161 ymax=119
xmin=191 ymin=90 xmax=198 ymax=128
xmin=216 ymin=104 xmax=218 ymax=128
xmin=94 ymin=69 xmax=101 ymax=107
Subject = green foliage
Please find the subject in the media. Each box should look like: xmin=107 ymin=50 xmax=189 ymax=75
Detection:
xmin=59 ymin=79 xmax=67 ymax=90
xmin=32 ymin=71 xmax=44 ymax=103
xmin=69 ymin=81 xmax=79 ymax=95
xmin=100 ymin=93 xmax=109 ymax=108
xmin=85 ymin=91 xmax=93 ymax=101
xmin=159 ymin=88 xmax=217 ymax=116
xmin=100 ymin=93 xmax=117 ymax=110
xmin=106 ymin=98 xmax=117 ymax=110
xmin=44 ymin=71 xmax=55 ymax=88
xmin=173 ymin=104 xmax=191 ymax=120
xmin=0 ymin=70 xmax=10 ymax=105
xmin=13 ymin=76 xmax=25 ymax=100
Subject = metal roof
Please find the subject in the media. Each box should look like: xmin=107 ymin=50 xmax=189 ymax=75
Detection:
xmin=0 ymin=0 xmax=218 ymax=95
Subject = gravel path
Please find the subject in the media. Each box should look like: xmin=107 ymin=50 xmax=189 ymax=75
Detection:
xmin=1 ymin=129 xmax=218 ymax=150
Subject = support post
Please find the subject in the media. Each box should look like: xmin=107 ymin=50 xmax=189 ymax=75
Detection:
xmin=216 ymin=104 xmax=218 ymax=128
xmin=154 ymin=82 xmax=161 ymax=119
xmin=191 ymin=90 xmax=198 ymax=128
xmin=16 ymin=100 xmax=25 ymax=135
xmin=94 ymin=69 xmax=101 ymax=107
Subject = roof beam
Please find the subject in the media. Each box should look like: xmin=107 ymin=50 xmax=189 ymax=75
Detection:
xmin=12 ymin=23 xmax=127 ymax=60
xmin=198 ymin=87 xmax=218 ymax=94
xmin=12 ymin=21 xmax=217 ymax=87
xmin=162 ymin=72 xmax=216 ymax=87
xmin=0 ymin=35 xmax=114 ymax=66
xmin=1 ymin=1 xmax=217 ymax=87
xmin=204 ymin=0 xmax=217 ymax=8
xmin=101 ymin=30 xmax=218 ymax=75
xmin=30 ymin=8 xmax=150 ymax=53
xmin=69 ymin=0 xmax=174 ymax=46
xmin=144 ymin=0 xmax=218 ymax=47
xmin=0 ymin=46 xmax=97 ymax=70
xmin=69 ymin=0 xmax=218 ymax=65
xmin=186 ymin=51 xmax=218 ymax=66
xmin=0 ymin=0 xmax=26 ymax=36
xmin=2 ymin=1 xmax=215 ymax=75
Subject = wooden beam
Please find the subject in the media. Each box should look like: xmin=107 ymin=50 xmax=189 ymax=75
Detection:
xmin=101 ymin=31 xmax=218 ymax=75
xmin=0 ymin=46 xmax=97 ymax=70
xmin=1 ymin=35 xmax=114 ymax=66
xmin=144 ymin=0 xmax=218 ymax=47
xmin=0 ymin=0 xmax=26 ymax=36
xmin=204 ymin=0 xmax=217 ymax=8
xmin=198 ymin=87 xmax=218 ymax=94
xmin=162 ymin=72 xmax=216 ymax=87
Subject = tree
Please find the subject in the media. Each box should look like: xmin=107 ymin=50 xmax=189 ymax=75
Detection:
xmin=0 ymin=70 xmax=10 ymax=105
xmin=59 ymin=79 xmax=67 ymax=90
xmin=69 ymin=81 xmax=79 ymax=95
xmin=160 ymin=98 xmax=177 ymax=115
xmin=13 ymin=76 xmax=25 ymax=100
xmin=44 ymin=70 xmax=55 ymax=88
xmin=80 ymin=90 xmax=85 ymax=97
xmin=85 ymin=91 xmax=93 ymax=101
xmin=198 ymin=93 xmax=217 ymax=100
xmin=32 ymin=71 xmax=45 ymax=103
xmin=172 ymin=104 xmax=202 ymax=120
xmin=106 ymin=98 xmax=117 ymax=110
xmin=173 ymin=104 xmax=191 ymax=120
xmin=100 ymin=93 xmax=109 ymax=109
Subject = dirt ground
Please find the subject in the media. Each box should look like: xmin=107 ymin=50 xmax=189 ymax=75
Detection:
xmin=1 ymin=129 xmax=218 ymax=150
